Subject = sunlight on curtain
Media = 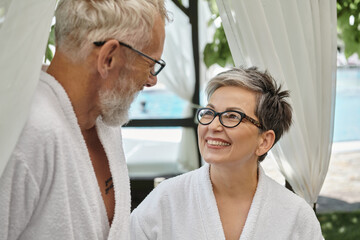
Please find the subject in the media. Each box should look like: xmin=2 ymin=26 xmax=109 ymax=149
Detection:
xmin=0 ymin=0 xmax=56 ymax=176
xmin=216 ymin=0 xmax=337 ymax=205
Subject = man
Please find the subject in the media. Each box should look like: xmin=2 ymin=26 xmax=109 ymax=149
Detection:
xmin=0 ymin=0 xmax=167 ymax=239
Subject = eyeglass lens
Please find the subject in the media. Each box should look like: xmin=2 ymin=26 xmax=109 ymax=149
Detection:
xmin=152 ymin=64 xmax=161 ymax=75
xmin=197 ymin=108 xmax=243 ymax=128
xmin=151 ymin=60 xmax=165 ymax=76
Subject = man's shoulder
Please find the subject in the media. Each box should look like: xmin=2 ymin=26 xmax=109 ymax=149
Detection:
xmin=10 ymin=76 xmax=76 ymax=180
xmin=15 ymin=75 xmax=73 ymax=155
xmin=26 ymin=74 xmax=70 ymax=135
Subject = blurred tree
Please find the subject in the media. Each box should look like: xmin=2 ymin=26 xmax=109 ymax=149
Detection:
xmin=44 ymin=24 xmax=55 ymax=63
xmin=203 ymin=0 xmax=233 ymax=68
xmin=337 ymin=0 xmax=360 ymax=58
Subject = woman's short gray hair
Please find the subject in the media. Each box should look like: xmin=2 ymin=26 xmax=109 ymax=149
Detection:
xmin=54 ymin=0 xmax=169 ymax=61
xmin=206 ymin=66 xmax=292 ymax=161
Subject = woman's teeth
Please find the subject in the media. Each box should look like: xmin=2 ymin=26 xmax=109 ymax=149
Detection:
xmin=207 ymin=140 xmax=230 ymax=146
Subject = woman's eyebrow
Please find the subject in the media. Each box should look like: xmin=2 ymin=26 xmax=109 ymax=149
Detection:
xmin=206 ymin=103 xmax=246 ymax=113
xmin=206 ymin=103 xmax=215 ymax=108
xmin=226 ymin=107 xmax=245 ymax=112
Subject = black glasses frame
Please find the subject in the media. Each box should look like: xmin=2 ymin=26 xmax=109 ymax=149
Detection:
xmin=93 ymin=41 xmax=166 ymax=76
xmin=196 ymin=108 xmax=263 ymax=129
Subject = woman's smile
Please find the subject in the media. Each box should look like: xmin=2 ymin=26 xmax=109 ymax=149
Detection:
xmin=206 ymin=138 xmax=231 ymax=148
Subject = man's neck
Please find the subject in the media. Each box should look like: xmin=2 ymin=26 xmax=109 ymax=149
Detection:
xmin=47 ymin=51 xmax=101 ymax=131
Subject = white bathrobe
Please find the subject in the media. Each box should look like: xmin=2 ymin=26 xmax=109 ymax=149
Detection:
xmin=131 ymin=164 xmax=323 ymax=240
xmin=0 ymin=71 xmax=130 ymax=240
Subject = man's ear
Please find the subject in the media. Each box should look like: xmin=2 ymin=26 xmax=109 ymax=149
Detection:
xmin=97 ymin=40 xmax=125 ymax=79
xmin=256 ymin=130 xmax=275 ymax=157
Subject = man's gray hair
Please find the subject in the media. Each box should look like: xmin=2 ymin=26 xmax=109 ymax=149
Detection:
xmin=206 ymin=66 xmax=292 ymax=161
xmin=54 ymin=0 xmax=168 ymax=61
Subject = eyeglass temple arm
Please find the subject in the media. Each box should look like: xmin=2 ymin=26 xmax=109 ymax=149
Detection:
xmin=244 ymin=115 xmax=263 ymax=129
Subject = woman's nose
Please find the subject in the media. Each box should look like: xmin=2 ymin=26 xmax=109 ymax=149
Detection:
xmin=208 ymin=115 xmax=223 ymax=131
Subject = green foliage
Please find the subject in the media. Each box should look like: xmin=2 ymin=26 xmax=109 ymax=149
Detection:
xmin=203 ymin=0 xmax=360 ymax=68
xmin=44 ymin=24 xmax=55 ymax=63
xmin=203 ymin=25 xmax=234 ymax=68
xmin=337 ymin=0 xmax=360 ymax=58
xmin=206 ymin=0 xmax=219 ymax=14
xmin=318 ymin=210 xmax=360 ymax=240
xmin=203 ymin=0 xmax=234 ymax=68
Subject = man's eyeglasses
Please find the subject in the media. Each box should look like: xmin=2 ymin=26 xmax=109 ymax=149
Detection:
xmin=93 ymin=41 xmax=166 ymax=76
xmin=196 ymin=108 xmax=263 ymax=129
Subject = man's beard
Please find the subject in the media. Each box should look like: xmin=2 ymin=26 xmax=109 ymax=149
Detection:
xmin=99 ymin=77 xmax=139 ymax=127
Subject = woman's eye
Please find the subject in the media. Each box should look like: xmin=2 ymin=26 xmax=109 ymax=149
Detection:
xmin=202 ymin=110 xmax=214 ymax=117
xmin=224 ymin=113 xmax=240 ymax=120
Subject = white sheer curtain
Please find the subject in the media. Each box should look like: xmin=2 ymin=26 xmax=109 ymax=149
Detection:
xmin=158 ymin=0 xmax=203 ymax=171
xmin=216 ymin=0 xmax=337 ymax=205
xmin=0 ymin=0 xmax=56 ymax=176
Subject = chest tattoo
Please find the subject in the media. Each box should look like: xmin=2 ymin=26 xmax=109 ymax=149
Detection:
xmin=105 ymin=177 xmax=113 ymax=195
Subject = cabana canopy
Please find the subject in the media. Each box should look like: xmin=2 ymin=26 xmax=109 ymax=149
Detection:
xmin=0 ymin=0 xmax=336 ymax=207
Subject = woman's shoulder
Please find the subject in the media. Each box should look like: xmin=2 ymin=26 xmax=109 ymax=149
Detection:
xmin=132 ymin=165 xmax=208 ymax=213
xmin=253 ymin=171 xmax=322 ymax=239
xmin=130 ymin=166 xmax=210 ymax=239
xmin=150 ymin=165 xmax=205 ymax=197
xmin=261 ymin=171 xmax=316 ymax=217
xmin=264 ymin=175 xmax=299 ymax=199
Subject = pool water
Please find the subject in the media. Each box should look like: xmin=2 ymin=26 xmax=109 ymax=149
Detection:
xmin=129 ymin=90 xmax=187 ymax=119
xmin=333 ymin=68 xmax=360 ymax=142
xmin=129 ymin=68 xmax=360 ymax=142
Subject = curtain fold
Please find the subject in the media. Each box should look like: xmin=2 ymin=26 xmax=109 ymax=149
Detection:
xmin=158 ymin=0 xmax=198 ymax=171
xmin=0 ymin=0 xmax=56 ymax=176
xmin=216 ymin=0 xmax=337 ymax=205
xmin=161 ymin=0 xmax=214 ymax=171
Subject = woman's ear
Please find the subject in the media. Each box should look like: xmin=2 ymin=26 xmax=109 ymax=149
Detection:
xmin=97 ymin=40 xmax=125 ymax=79
xmin=256 ymin=130 xmax=275 ymax=157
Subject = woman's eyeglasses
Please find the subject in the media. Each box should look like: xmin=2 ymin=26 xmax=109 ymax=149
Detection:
xmin=196 ymin=108 xmax=263 ymax=129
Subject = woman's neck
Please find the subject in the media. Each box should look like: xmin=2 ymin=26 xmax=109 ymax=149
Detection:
xmin=210 ymin=162 xmax=259 ymax=199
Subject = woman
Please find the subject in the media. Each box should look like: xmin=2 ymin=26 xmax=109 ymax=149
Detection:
xmin=130 ymin=67 xmax=323 ymax=240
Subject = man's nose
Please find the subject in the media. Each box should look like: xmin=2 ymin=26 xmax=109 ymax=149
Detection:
xmin=145 ymin=74 xmax=157 ymax=87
